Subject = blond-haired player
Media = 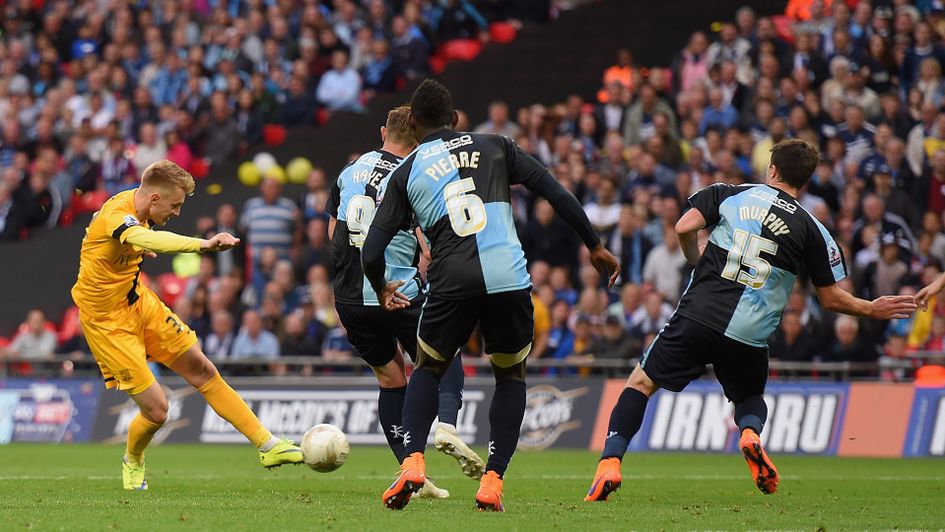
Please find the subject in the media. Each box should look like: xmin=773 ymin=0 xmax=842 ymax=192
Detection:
xmin=72 ymin=160 xmax=302 ymax=490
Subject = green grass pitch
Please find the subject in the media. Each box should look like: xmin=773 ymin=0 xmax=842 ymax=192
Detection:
xmin=1 ymin=444 xmax=943 ymax=530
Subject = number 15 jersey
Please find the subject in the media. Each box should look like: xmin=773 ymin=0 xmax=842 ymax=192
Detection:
xmin=372 ymin=130 xmax=546 ymax=299
xmin=675 ymin=183 xmax=847 ymax=347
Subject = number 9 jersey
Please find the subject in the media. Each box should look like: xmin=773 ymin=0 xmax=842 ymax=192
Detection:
xmin=675 ymin=183 xmax=848 ymax=347
xmin=327 ymin=150 xmax=422 ymax=306
xmin=371 ymin=131 xmax=546 ymax=299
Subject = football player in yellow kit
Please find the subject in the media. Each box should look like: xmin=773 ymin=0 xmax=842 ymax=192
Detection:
xmin=71 ymin=160 xmax=302 ymax=490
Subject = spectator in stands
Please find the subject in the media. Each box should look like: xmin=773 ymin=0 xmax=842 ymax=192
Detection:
xmin=583 ymin=178 xmax=621 ymax=236
xmin=623 ymin=84 xmax=676 ymax=147
xmin=607 ymin=205 xmax=653 ymax=286
xmin=707 ymin=22 xmax=753 ymax=84
xmin=671 ymin=32 xmax=710 ymax=98
xmin=281 ymin=312 xmax=320 ymax=356
xmin=580 ymin=313 xmax=639 ymax=361
xmin=321 ymin=323 xmax=354 ymax=361
xmin=522 ymin=198 xmax=580 ymax=270
xmin=0 ymin=182 xmax=19 ymax=241
xmin=282 ymin=75 xmax=317 ymax=127
xmin=769 ymin=310 xmax=816 ymax=362
xmin=362 ymin=39 xmax=400 ymax=94
xmin=213 ymin=203 xmax=243 ymax=277
xmin=430 ymin=0 xmax=489 ymax=42
xmin=872 ymin=164 xmax=917 ymax=230
xmin=474 ymin=100 xmax=522 ymax=138
xmin=390 ymin=15 xmax=430 ymax=79
xmin=852 ymin=193 xmax=916 ymax=260
xmin=195 ymin=92 xmax=239 ymax=166
xmin=316 ymin=49 xmax=362 ymax=112
xmin=203 ymin=310 xmax=235 ymax=361
xmin=699 ymin=88 xmax=739 ymax=134
xmin=300 ymin=217 xmax=332 ymax=278
xmin=630 ymin=292 xmax=673 ymax=341
xmin=821 ymin=315 xmax=878 ymax=363
xmin=240 ymin=177 xmax=300 ymax=265
xmin=900 ymin=21 xmax=945 ymax=91
xmin=857 ymin=233 xmax=910 ymax=299
xmin=132 ymin=122 xmax=166 ymax=174
xmin=0 ymin=309 xmax=56 ymax=360
xmin=231 ymin=309 xmax=280 ymax=361
xmin=643 ymin=225 xmax=687 ymax=302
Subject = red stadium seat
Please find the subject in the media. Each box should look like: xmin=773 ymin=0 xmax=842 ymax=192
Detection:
xmin=771 ymin=15 xmax=795 ymax=45
xmin=57 ymin=306 xmax=80 ymax=346
xmin=157 ymin=273 xmax=186 ymax=308
xmin=429 ymin=55 xmax=446 ymax=74
xmin=439 ymin=39 xmax=482 ymax=62
xmin=489 ymin=22 xmax=517 ymax=44
xmin=263 ymin=124 xmax=287 ymax=146
xmin=189 ymin=158 xmax=210 ymax=179
xmin=74 ymin=190 xmax=108 ymax=214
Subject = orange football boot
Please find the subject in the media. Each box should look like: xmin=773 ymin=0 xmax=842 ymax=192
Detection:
xmin=382 ymin=452 xmax=426 ymax=509
xmin=475 ymin=470 xmax=505 ymax=512
xmin=740 ymin=429 xmax=779 ymax=494
xmin=584 ymin=457 xmax=622 ymax=501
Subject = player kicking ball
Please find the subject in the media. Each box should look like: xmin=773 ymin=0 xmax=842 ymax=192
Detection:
xmin=363 ymin=80 xmax=619 ymax=511
xmin=326 ymin=105 xmax=484 ymax=499
xmin=71 ymin=161 xmax=303 ymax=490
xmin=585 ymin=140 xmax=916 ymax=502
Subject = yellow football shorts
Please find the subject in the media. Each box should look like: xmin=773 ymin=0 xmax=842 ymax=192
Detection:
xmin=80 ymin=288 xmax=198 ymax=395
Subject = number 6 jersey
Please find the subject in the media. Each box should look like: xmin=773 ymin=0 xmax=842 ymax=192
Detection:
xmin=675 ymin=183 xmax=847 ymax=347
xmin=327 ymin=150 xmax=422 ymax=306
xmin=371 ymin=130 xmax=547 ymax=299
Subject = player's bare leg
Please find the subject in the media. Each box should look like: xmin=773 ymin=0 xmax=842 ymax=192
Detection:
xmin=586 ymin=365 xmax=658 ymax=502
xmin=169 ymin=344 xmax=302 ymax=467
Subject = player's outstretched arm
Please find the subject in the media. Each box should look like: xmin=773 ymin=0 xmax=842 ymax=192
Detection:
xmin=815 ymin=283 xmax=917 ymax=320
xmin=124 ymin=230 xmax=238 ymax=254
xmin=915 ymin=272 xmax=945 ymax=310
xmin=675 ymin=208 xmax=707 ymax=266
xmin=528 ymin=173 xmax=620 ymax=287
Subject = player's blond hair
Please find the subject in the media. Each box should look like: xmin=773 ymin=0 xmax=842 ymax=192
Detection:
xmin=385 ymin=105 xmax=417 ymax=145
xmin=141 ymin=160 xmax=196 ymax=195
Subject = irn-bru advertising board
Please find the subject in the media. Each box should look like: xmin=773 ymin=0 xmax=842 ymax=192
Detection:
xmin=590 ymin=380 xmax=945 ymax=458
xmin=0 ymin=378 xmax=942 ymax=456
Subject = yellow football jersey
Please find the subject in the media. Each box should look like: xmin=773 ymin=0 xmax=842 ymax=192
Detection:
xmin=71 ymin=189 xmax=153 ymax=318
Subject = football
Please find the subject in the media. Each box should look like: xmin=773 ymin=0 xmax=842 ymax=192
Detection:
xmin=301 ymin=424 xmax=350 ymax=472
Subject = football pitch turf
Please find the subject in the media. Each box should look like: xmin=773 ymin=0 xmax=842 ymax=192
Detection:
xmin=1 ymin=444 xmax=943 ymax=530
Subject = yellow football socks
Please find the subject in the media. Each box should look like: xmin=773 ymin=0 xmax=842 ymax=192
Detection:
xmin=126 ymin=413 xmax=162 ymax=465
xmin=197 ymin=373 xmax=272 ymax=448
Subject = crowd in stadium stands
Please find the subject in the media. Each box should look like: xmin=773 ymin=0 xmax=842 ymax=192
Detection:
xmin=0 ymin=0 xmax=549 ymax=241
xmin=4 ymin=1 xmax=945 ymax=381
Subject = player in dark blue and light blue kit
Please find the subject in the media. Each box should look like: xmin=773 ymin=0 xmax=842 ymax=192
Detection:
xmin=326 ymin=106 xmax=484 ymax=500
xmin=585 ymin=139 xmax=917 ymax=502
xmin=362 ymin=80 xmax=619 ymax=511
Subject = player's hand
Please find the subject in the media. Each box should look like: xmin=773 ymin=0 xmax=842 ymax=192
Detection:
xmin=589 ymin=244 xmax=620 ymax=288
xmin=142 ymin=251 xmax=157 ymax=259
xmin=200 ymin=233 xmax=241 ymax=252
xmin=380 ymin=280 xmax=410 ymax=311
xmin=915 ymin=278 xmax=945 ymax=310
xmin=870 ymin=295 xmax=918 ymax=320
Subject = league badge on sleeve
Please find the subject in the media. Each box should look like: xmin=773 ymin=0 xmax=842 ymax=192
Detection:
xmin=123 ymin=215 xmax=140 ymax=228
